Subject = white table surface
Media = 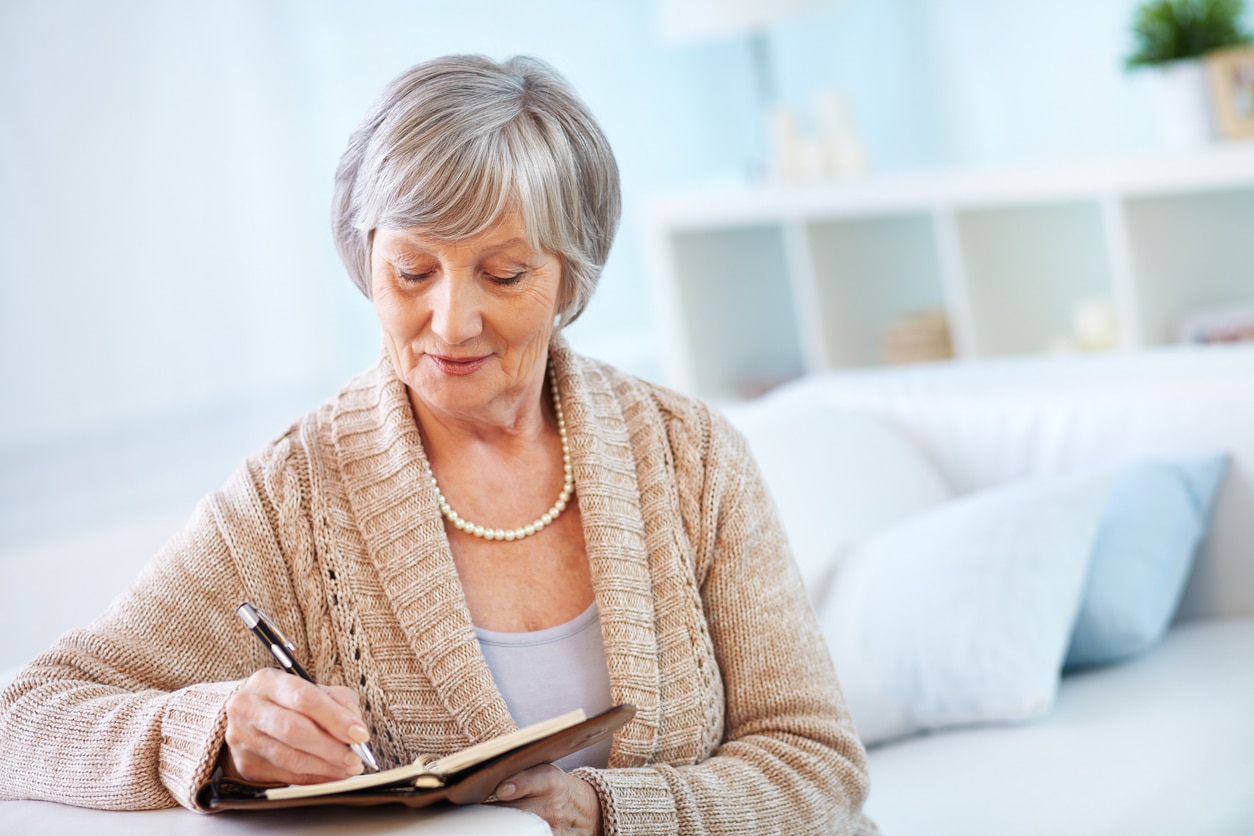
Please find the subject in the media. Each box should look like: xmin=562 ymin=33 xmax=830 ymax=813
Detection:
xmin=0 ymin=800 xmax=551 ymax=834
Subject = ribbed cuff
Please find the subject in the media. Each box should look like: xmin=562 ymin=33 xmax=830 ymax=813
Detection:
xmin=573 ymin=766 xmax=679 ymax=836
xmin=158 ymin=680 xmax=241 ymax=812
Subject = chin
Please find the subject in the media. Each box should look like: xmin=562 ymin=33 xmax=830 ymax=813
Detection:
xmin=410 ymin=369 xmax=493 ymax=409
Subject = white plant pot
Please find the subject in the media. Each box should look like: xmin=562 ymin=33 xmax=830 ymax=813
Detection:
xmin=1144 ymin=58 xmax=1215 ymax=149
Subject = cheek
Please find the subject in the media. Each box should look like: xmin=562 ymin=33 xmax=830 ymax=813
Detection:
xmin=372 ymin=286 xmax=425 ymax=338
xmin=496 ymin=292 xmax=557 ymax=347
xmin=505 ymin=269 xmax=563 ymax=336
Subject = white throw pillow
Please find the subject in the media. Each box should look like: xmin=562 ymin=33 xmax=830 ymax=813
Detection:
xmin=724 ymin=388 xmax=953 ymax=604
xmin=822 ymin=471 xmax=1112 ymax=746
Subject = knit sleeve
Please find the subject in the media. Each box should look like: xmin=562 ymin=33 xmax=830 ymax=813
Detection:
xmin=575 ymin=411 xmax=875 ymax=835
xmin=0 ymin=450 xmax=306 ymax=812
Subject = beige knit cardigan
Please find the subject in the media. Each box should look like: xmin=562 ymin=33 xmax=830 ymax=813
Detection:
xmin=0 ymin=337 xmax=874 ymax=834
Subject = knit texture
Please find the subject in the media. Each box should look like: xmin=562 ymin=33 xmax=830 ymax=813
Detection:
xmin=0 ymin=336 xmax=874 ymax=833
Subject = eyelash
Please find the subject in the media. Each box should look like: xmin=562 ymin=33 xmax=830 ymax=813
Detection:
xmin=396 ymin=270 xmax=526 ymax=286
xmin=490 ymin=271 xmax=526 ymax=286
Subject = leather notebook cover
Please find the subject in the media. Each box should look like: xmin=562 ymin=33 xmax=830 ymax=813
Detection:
xmin=204 ymin=704 xmax=635 ymax=811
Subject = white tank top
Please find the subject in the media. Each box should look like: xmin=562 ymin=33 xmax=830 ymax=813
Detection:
xmin=474 ymin=602 xmax=614 ymax=771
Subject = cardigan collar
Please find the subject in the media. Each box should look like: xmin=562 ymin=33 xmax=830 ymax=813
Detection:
xmin=328 ymin=334 xmax=661 ymax=765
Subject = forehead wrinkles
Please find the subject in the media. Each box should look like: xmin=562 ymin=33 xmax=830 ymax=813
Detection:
xmin=378 ymin=229 xmax=537 ymax=266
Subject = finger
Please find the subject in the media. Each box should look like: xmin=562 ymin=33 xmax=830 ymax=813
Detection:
xmin=266 ymin=674 xmax=371 ymax=747
xmin=245 ymin=670 xmax=370 ymax=748
xmin=225 ymin=718 xmax=362 ymax=785
xmin=495 ymin=763 xmax=564 ymax=800
xmin=228 ymin=730 xmax=364 ymax=785
xmin=491 ymin=765 xmax=602 ymax=835
xmin=250 ymin=694 xmax=364 ymax=771
xmin=226 ymin=673 xmax=365 ymax=782
xmin=322 ymin=684 xmax=365 ymax=719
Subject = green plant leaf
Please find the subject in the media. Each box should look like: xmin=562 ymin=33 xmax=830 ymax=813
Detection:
xmin=1125 ymin=0 xmax=1253 ymax=67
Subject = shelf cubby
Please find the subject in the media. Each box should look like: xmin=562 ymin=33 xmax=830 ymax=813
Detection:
xmin=955 ymin=200 xmax=1115 ymax=357
xmin=1122 ymin=187 xmax=1254 ymax=344
xmin=802 ymin=213 xmax=947 ymax=368
xmin=665 ymin=224 xmax=803 ymax=400
xmin=646 ymin=145 xmax=1254 ymax=400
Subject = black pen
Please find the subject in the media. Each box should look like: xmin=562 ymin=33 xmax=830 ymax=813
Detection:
xmin=236 ymin=602 xmax=380 ymax=772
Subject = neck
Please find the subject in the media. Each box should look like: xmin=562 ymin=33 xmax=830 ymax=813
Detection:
xmin=408 ymin=366 xmax=555 ymax=463
xmin=419 ymin=365 xmax=573 ymax=542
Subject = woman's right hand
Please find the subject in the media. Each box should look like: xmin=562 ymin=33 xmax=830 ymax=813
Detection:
xmin=223 ymin=667 xmax=372 ymax=785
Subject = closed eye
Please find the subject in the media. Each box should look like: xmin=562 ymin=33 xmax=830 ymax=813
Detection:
xmin=398 ymin=270 xmax=433 ymax=283
xmin=489 ymin=271 xmax=526 ymax=286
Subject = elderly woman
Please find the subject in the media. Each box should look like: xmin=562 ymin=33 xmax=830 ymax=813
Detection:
xmin=0 ymin=55 xmax=873 ymax=834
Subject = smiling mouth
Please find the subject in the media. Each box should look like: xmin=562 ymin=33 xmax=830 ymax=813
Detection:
xmin=428 ymin=354 xmax=489 ymax=376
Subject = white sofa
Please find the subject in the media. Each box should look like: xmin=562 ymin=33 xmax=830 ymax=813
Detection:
xmin=723 ymin=344 xmax=1254 ymax=835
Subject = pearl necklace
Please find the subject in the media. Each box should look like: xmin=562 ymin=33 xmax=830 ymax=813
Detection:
xmin=426 ymin=370 xmax=573 ymax=541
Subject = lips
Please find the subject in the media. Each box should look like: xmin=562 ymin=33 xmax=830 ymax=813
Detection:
xmin=427 ymin=353 xmax=489 ymax=376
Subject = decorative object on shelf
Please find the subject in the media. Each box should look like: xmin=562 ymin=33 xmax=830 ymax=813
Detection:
xmin=1177 ymin=305 xmax=1254 ymax=343
xmin=1140 ymin=58 xmax=1218 ymax=147
xmin=815 ymin=92 xmax=868 ymax=179
xmin=768 ymin=92 xmax=868 ymax=184
xmin=1125 ymin=0 xmax=1253 ymax=148
xmin=1049 ymin=299 xmax=1120 ymax=354
xmin=883 ymin=309 xmax=953 ymax=365
xmin=1206 ymin=46 xmax=1254 ymax=137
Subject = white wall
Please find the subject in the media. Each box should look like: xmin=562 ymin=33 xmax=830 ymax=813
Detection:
xmin=0 ymin=0 xmax=752 ymax=546
xmin=3 ymin=0 xmax=1247 ymax=548
xmin=0 ymin=0 xmax=735 ymax=449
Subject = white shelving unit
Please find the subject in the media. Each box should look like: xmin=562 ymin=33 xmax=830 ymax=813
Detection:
xmin=644 ymin=144 xmax=1254 ymax=401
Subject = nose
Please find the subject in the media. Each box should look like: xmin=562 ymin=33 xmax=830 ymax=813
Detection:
xmin=430 ymin=272 xmax=484 ymax=345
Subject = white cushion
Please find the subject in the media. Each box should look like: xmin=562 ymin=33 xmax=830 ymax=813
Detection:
xmin=795 ymin=345 xmax=1254 ymax=621
xmin=822 ymin=471 xmax=1111 ymax=745
xmin=863 ymin=618 xmax=1254 ymax=836
xmin=723 ymin=387 xmax=952 ymax=603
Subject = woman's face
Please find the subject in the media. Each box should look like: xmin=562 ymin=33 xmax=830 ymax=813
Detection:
xmin=370 ymin=212 xmax=563 ymax=423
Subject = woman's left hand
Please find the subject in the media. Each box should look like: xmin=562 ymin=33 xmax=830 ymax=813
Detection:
xmin=491 ymin=764 xmax=603 ymax=836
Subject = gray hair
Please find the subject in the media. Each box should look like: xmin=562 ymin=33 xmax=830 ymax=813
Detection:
xmin=332 ymin=54 xmax=621 ymax=328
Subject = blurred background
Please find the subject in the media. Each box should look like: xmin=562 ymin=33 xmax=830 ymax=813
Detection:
xmin=1 ymin=0 xmax=1251 ymax=660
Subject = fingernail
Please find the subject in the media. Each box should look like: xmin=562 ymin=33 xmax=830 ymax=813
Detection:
xmin=497 ymin=782 xmax=516 ymax=799
xmin=345 ymin=752 xmax=363 ymax=770
xmin=349 ymin=724 xmax=369 ymax=743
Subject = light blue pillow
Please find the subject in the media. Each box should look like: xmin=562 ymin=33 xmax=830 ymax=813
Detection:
xmin=1065 ymin=454 xmax=1228 ymax=669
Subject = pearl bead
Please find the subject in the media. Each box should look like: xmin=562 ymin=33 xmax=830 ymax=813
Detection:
xmin=425 ymin=361 xmax=573 ymax=542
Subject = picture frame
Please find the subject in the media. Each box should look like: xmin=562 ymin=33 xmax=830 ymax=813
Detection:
xmin=1176 ymin=306 xmax=1254 ymax=345
xmin=1206 ymin=46 xmax=1254 ymax=140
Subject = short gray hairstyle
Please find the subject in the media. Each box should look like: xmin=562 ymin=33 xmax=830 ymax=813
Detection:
xmin=332 ymin=54 xmax=621 ymax=328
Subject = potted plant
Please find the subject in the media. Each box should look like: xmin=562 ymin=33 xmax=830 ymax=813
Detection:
xmin=1125 ymin=0 xmax=1253 ymax=147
